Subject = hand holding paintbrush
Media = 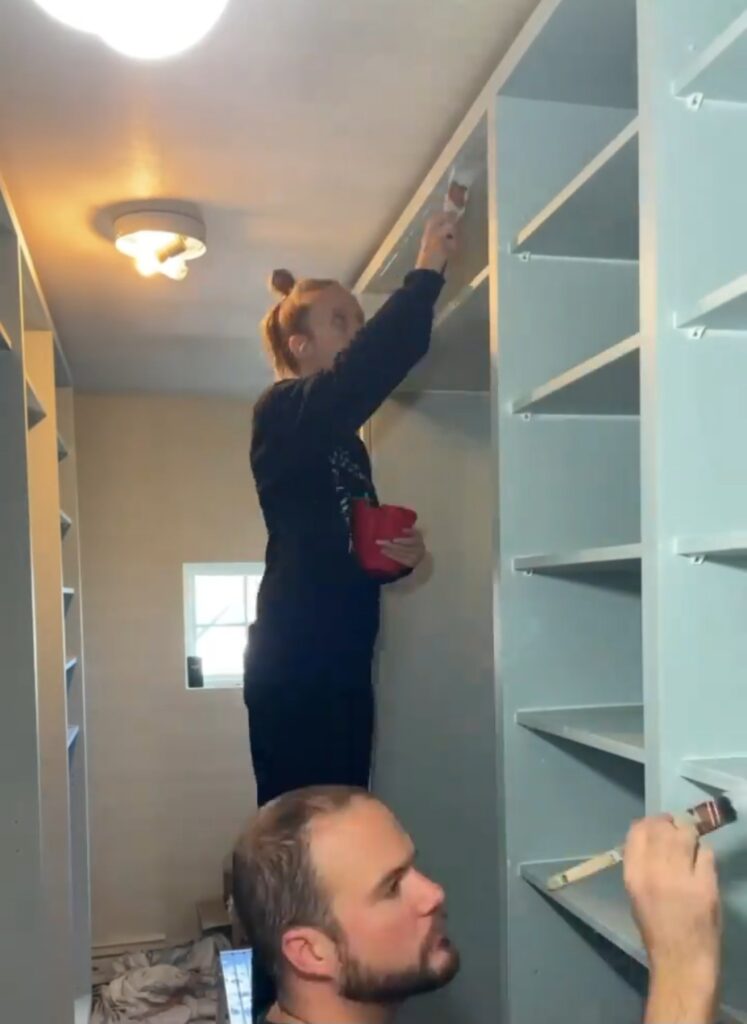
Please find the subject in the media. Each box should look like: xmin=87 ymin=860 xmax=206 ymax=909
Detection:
xmin=547 ymin=794 xmax=740 ymax=892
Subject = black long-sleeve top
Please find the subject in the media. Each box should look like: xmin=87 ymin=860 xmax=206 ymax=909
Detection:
xmin=249 ymin=269 xmax=444 ymax=667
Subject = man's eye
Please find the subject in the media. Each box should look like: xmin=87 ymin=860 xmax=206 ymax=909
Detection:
xmin=386 ymin=878 xmax=402 ymax=898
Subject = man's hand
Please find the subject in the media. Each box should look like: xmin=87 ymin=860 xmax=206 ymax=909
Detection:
xmin=415 ymin=212 xmax=459 ymax=273
xmin=623 ymin=815 xmax=721 ymax=1024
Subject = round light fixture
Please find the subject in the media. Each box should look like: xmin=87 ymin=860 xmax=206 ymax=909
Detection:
xmin=32 ymin=0 xmax=230 ymax=59
xmin=114 ymin=211 xmax=207 ymax=282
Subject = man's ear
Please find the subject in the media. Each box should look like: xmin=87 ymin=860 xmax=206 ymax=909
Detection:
xmin=281 ymin=926 xmax=339 ymax=981
xmin=288 ymin=333 xmax=312 ymax=364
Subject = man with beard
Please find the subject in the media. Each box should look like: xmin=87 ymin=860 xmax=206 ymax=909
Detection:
xmin=233 ymin=787 xmax=721 ymax=1024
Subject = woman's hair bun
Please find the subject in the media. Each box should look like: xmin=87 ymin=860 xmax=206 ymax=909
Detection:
xmin=270 ymin=268 xmax=296 ymax=298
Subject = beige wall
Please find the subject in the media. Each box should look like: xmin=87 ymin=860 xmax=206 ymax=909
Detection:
xmin=75 ymin=393 xmax=263 ymax=947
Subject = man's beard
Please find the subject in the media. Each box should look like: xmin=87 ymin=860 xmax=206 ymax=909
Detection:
xmin=337 ymin=925 xmax=461 ymax=1005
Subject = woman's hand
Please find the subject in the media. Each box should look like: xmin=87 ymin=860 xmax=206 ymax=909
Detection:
xmin=377 ymin=528 xmax=426 ymax=570
xmin=415 ymin=212 xmax=459 ymax=273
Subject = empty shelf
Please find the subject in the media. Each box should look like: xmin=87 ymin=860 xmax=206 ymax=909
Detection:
xmin=26 ymin=380 xmax=46 ymax=429
xmin=673 ymin=12 xmax=747 ymax=103
xmin=513 ymin=543 xmax=642 ymax=574
xmin=0 ymin=318 xmax=11 ymax=350
xmin=67 ymin=725 xmax=80 ymax=752
xmin=57 ymin=433 xmax=69 ymax=462
xmin=60 ymin=510 xmax=73 ymax=538
xmin=521 ymin=860 xmax=644 ymax=965
xmin=518 ymin=704 xmax=644 ymax=763
xmin=674 ymin=533 xmax=747 ymax=561
xmin=682 ymin=756 xmax=747 ymax=791
xmin=513 ymin=119 xmax=639 ymax=261
xmin=65 ymin=657 xmax=78 ymax=687
xmin=678 ymin=274 xmax=747 ymax=333
xmin=63 ymin=587 xmax=75 ymax=613
xmin=512 ymin=335 xmax=640 ymax=415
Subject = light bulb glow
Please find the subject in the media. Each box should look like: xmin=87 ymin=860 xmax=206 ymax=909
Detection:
xmin=114 ymin=214 xmax=206 ymax=282
xmin=133 ymin=252 xmax=161 ymax=278
xmin=161 ymin=257 xmax=189 ymax=281
xmin=32 ymin=0 xmax=229 ymax=60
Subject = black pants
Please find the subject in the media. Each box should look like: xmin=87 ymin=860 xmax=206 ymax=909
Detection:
xmin=243 ymin=651 xmax=374 ymax=1018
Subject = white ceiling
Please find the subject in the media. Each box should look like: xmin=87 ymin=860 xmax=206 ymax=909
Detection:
xmin=0 ymin=0 xmax=539 ymax=398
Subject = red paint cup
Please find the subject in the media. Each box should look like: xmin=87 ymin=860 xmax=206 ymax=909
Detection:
xmin=352 ymin=500 xmax=418 ymax=578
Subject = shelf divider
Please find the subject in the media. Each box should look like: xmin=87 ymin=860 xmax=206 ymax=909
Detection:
xmin=513 ymin=543 xmax=642 ymax=575
xmin=512 ymin=335 xmax=640 ymax=416
xmin=517 ymin=704 xmax=644 ymax=763
xmin=65 ymin=657 xmax=78 ymax=688
xmin=26 ymin=379 xmax=46 ymax=429
xmin=677 ymin=274 xmax=747 ymax=334
xmin=513 ymin=119 xmax=639 ymax=261
xmin=681 ymin=756 xmax=747 ymax=792
xmin=673 ymin=12 xmax=747 ymax=104
xmin=521 ymin=860 xmax=644 ymax=964
xmin=674 ymin=533 xmax=747 ymax=562
xmin=60 ymin=511 xmax=73 ymax=538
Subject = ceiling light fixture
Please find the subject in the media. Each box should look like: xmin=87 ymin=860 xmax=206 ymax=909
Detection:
xmin=31 ymin=0 xmax=230 ymax=60
xmin=114 ymin=212 xmax=207 ymax=282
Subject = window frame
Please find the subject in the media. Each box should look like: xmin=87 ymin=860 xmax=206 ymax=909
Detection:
xmin=182 ymin=561 xmax=264 ymax=691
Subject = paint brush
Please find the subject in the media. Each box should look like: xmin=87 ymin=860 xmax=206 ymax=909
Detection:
xmin=546 ymin=794 xmax=740 ymax=892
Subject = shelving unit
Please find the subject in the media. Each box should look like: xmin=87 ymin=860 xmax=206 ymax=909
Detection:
xmin=0 ymin=179 xmax=89 ymax=1024
xmin=355 ymin=0 xmax=747 ymax=1020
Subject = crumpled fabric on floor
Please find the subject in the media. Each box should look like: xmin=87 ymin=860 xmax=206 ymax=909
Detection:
xmin=92 ymin=935 xmax=231 ymax=1023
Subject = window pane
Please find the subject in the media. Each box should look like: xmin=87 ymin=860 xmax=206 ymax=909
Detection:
xmin=194 ymin=574 xmax=245 ymax=626
xmin=245 ymin=573 xmax=262 ymax=625
xmin=196 ymin=625 xmax=247 ymax=678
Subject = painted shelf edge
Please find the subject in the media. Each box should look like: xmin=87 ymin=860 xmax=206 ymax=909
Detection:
xmin=512 ymin=118 xmax=639 ymax=259
xmin=67 ymin=725 xmax=80 ymax=752
xmin=674 ymin=534 xmax=747 ymax=560
xmin=681 ymin=756 xmax=747 ymax=791
xmin=511 ymin=334 xmax=640 ymax=416
xmin=513 ymin=543 xmax=642 ymax=573
xmin=672 ymin=11 xmax=747 ymax=102
xmin=63 ymin=587 xmax=75 ymax=612
xmin=65 ymin=657 xmax=78 ymax=686
xmin=520 ymin=860 xmax=645 ymax=965
xmin=517 ymin=704 xmax=645 ymax=764
xmin=26 ymin=379 xmax=47 ymax=429
xmin=677 ymin=274 xmax=747 ymax=333
xmin=57 ymin=433 xmax=69 ymax=461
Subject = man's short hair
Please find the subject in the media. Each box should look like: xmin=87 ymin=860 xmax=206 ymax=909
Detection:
xmin=233 ymin=785 xmax=372 ymax=983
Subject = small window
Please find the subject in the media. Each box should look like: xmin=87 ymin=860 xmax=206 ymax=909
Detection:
xmin=183 ymin=562 xmax=264 ymax=690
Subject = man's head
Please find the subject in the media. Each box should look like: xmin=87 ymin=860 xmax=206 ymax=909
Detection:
xmin=233 ymin=787 xmax=460 ymax=1007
